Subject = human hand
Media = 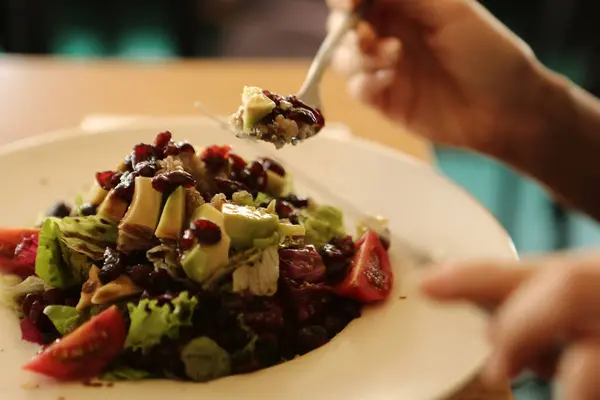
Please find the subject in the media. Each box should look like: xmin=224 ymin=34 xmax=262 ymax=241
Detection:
xmin=326 ymin=0 xmax=550 ymax=154
xmin=420 ymin=255 xmax=600 ymax=399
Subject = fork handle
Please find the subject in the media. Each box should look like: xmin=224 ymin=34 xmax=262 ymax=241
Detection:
xmin=297 ymin=10 xmax=360 ymax=105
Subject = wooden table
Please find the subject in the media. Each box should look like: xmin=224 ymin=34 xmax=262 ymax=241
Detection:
xmin=0 ymin=56 xmax=511 ymax=400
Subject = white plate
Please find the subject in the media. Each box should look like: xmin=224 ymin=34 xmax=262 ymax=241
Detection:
xmin=0 ymin=117 xmax=516 ymax=400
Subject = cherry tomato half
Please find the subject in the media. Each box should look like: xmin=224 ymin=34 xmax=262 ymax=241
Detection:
xmin=23 ymin=305 xmax=126 ymax=381
xmin=334 ymin=231 xmax=393 ymax=303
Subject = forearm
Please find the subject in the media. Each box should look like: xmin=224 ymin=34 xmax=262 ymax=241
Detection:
xmin=491 ymin=63 xmax=600 ymax=221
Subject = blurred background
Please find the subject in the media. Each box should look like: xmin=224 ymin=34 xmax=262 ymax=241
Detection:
xmin=2 ymin=0 xmax=600 ymax=251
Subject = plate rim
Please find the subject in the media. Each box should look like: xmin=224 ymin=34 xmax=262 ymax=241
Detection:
xmin=0 ymin=117 xmax=519 ymax=398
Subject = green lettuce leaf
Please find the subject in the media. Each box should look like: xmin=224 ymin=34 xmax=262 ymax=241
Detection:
xmin=35 ymin=216 xmax=118 ymax=288
xmin=125 ymin=291 xmax=198 ymax=353
xmin=302 ymin=205 xmax=346 ymax=247
xmin=100 ymin=365 xmax=153 ymax=381
xmin=55 ymin=216 xmax=118 ymax=259
xmin=232 ymin=245 xmax=279 ymax=296
xmin=36 ymin=218 xmax=77 ymax=288
xmin=180 ymin=337 xmax=231 ymax=382
xmin=43 ymin=305 xmax=81 ymax=335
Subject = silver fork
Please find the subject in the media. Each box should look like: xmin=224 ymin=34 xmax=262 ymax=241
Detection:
xmin=296 ymin=1 xmax=371 ymax=110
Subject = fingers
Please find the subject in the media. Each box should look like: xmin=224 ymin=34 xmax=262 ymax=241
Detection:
xmin=326 ymin=0 xmax=362 ymax=12
xmin=419 ymin=261 xmax=534 ymax=304
xmin=483 ymin=261 xmax=600 ymax=385
xmin=560 ymin=338 xmax=600 ymax=400
xmin=331 ymin=32 xmax=402 ymax=77
xmin=346 ymin=69 xmax=396 ymax=106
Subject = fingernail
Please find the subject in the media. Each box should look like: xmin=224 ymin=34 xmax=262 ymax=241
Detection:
xmin=482 ymin=354 xmax=508 ymax=388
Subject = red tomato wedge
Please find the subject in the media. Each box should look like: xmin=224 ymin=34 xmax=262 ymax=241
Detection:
xmin=23 ymin=306 xmax=127 ymax=381
xmin=334 ymin=231 xmax=393 ymax=303
xmin=0 ymin=228 xmax=40 ymax=277
xmin=0 ymin=228 xmax=40 ymax=256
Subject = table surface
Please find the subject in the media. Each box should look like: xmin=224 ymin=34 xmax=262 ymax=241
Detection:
xmin=0 ymin=56 xmax=512 ymax=400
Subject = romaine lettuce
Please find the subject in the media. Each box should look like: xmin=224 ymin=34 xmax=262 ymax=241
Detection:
xmin=35 ymin=216 xmax=118 ymax=288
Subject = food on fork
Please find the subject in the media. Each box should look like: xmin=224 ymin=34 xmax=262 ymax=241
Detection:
xmin=0 ymin=131 xmax=393 ymax=384
xmin=230 ymin=86 xmax=325 ymax=149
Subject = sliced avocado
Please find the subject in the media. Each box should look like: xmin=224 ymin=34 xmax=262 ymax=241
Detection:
xmin=97 ymin=190 xmax=129 ymax=222
xmin=278 ymin=221 xmax=305 ymax=237
xmin=181 ymin=204 xmax=231 ymax=284
xmin=117 ymin=177 xmax=162 ymax=253
xmin=265 ymin=170 xmax=285 ymax=197
xmin=221 ymin=203 xmax=279 ymax=249
xmin=87 ymin=181 xmax=109 ymax=207
xmin=155 ymin=186 xmax=185 ymax=241
xmin=241 ymin=86 xmax=276 ymax=133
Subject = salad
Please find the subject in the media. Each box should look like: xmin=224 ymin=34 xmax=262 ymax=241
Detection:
xmin=0 ymin=131 xmax=393 ymax=383
xmin=230 ymin=86 xmax=325 ymax=148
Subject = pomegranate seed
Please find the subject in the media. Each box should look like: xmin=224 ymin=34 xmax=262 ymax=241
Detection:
xmin=154 ymin=131 xmax=173 ymax=149
xmin=201 ymin=145 xmax=232 ymax=173
xmin=163 ymin=143 xmax=180 ymax=157
xmin=180 ymin=229 xmax=195 ymax=251
xmin=275 ymin=200 xmax=294 ymax=219
xmin=191 ymin=219 xmax=222 ymax=245
xmin=242 ymin=161 xmax=267 ymax=192
xmin=280 ymin=194 xmax=309 ymax=208
xmin=228 ymin=153 xmax=247 ymax=170
xmin=213 ymin=178 xmax=251 ymax=199
xmin=128 ymin=264 xmax=154 ymax=288
xmin=96 ymin=171 xmax=119 ymax=191
xmin=133 ymin=144 xmax=156 ymax=165
xmin=259 ymin=158 xmax=286 ymax=177
xmin=113 ymin=172 xmax=136 ymax=202
xmin=134 ymin=161 xmax=157 ymax=177
xmin=152 ymin=171 xmax=196 ymax=193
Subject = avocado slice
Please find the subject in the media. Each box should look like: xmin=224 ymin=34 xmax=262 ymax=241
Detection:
xmin=181 ymin=203 xmax=231 ymax=284
xmin=86 ymin=181 xmax=109 ymax=206
xmin=97 ymin=189 xmax=129 ymax=222
xmin=155 ymin=186 xmax=185 ymax=241
xmin=265 ymin=170 xmax=285 ymax=197
xmin=221 ymin=203 xmax=279 ymax=249
xmin=241 ymin=86 xmax=276 ymax=134
xmin=278 ymin=221 xmax=305 ymax=237
xmin=117 ymin=177 xmax=162 ymax=253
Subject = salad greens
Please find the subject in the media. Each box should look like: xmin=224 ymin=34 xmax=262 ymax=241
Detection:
xmin=303 ymin=205 xmax=346 ymax=247
xmin=232 ymin=245 xmax=279 ymax=296
xmin=43 ymin=305 xmax=80 ymax=335
xmin=36 ymin=216 xmax=117 ymax=288
xmin=181 ymin=337 xmax=232 ymax=382
xmin=1 ymin=132 xmax=393 ymax=384
xmin=125 ymin=292 xmax=198 ymax=353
